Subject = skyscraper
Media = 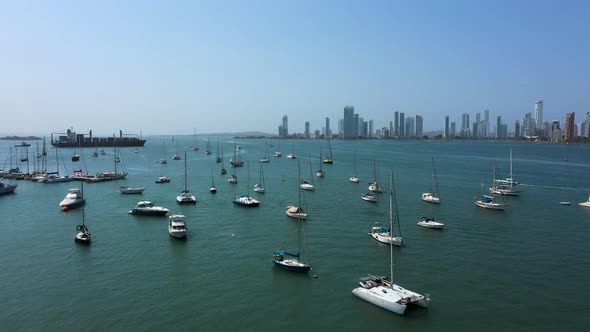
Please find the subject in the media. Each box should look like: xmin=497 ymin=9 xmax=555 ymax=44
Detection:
xmin=394 ymin=111 xmax=399 ymax=137
xmin=461 ymin=113 xmax=470 ymax=137
xmin=368 ymin=120 xmax=374 ymax=138
xmin=325 ymin=117 xmax=331 ymax=137
xmin=353 ymin=114 xmax=360 ymax=138
xmin=515 ymin=120 xmax=521 ymax=137
xmin=535 ymin=100 xmax=543 ymax=130
xmin=304 ymin=121 xmax=310 ymax=138
xmin=551 ymin=120 xmax=561 ymax=142
xmin=415 ymin=115 xmax=423 ymax=138
xmin=565 ymin=112 xmax=575 ymax=142
xmin=496 ymin=116 xmax=502 ymax=138
xmin=343 ymin=106 xmax=354 ymax=139
xmin=585 ymin=111 xmax=590 ymax=138
xmin=444 ymin=115 xmax=450 ymax=139
xmin=278 ymin=114 xmax=289 ymax=137
xmin=399 ymin=113 xmax=405 ymax=137
xmin=484 ymin=109 xmax=490 ymax=138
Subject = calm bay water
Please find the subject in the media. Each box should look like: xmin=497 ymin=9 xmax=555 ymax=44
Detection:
xmin=1 ymin=137 xmax=589 ymax=330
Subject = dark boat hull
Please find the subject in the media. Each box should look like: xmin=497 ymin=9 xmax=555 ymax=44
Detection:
xmin=273 ymin=260 xmax=311 ymax=272
xmin=129 ymin=209 xmax=168 ymax=216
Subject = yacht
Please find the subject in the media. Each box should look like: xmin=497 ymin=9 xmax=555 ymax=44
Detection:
xmin=285 ymin=206 xmax=307 ymax=220
xmin=0 ymin=181 xmax=17 ymax=195
xmin=155 ymin=176 xmax=171 ymax=184
xmin=176 ymin=190 xmax=196 ymax=204
xmin=129 ymin=200 xmax=169 ymax=216
xmin=168 ymin=214 xmax=188 ymax=239
xmin=119 ymin=186 xmax=146 ymax=194
xmin=233 ymin=194 xmax=260 ymax=207
xmin=59 ymin=188 xmax=86 ymax=211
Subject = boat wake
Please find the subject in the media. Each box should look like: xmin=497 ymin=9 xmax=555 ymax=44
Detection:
xmin=519 ymin=183 xmax=590 ymax=191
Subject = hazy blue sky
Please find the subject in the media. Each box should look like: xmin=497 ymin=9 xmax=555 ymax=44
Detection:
xmin=1 ymin=0 xmax=589 ymax=136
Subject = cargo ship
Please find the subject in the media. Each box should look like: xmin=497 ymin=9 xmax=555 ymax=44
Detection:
xmin=51 ymin=128 xmax=146 ymax=148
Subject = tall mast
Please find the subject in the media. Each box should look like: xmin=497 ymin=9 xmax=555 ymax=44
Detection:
xmin=389 ymin=170 xmax=394 ymax=286
xmin=184 ymin=151 xmax=188 ymax=191
xmin=55 ymin=146 xmax=59 ymax=174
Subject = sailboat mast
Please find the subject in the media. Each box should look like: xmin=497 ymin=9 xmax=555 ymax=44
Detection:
xmin=389 ymin=170 xmax=394 ymax=286
xmin=184 ymin=151 xmax=188 ymax=191
xmin=55 ymin=146 xmax=59 ymax=174
xmin=81 ymin=181 xmax=85 ymax=226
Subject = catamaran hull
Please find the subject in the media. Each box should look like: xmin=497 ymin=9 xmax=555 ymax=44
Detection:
xmin=352 ymin=287 xmax=406 ymax=315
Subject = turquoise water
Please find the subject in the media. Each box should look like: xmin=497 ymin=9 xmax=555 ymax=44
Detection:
xmin=1 ymin=138 xmax=589 ymax=330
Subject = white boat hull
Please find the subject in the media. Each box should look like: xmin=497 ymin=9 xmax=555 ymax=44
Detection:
xmin=352 ymin=286 xmax=407 ymax=315
xmin=421 ymin=193 xmax=440 ymax=203
xmin=370 ymin=232 xmax=402 ymax=246
xmin=417 ymin=220 xmax=445 ymax=229
xmin=300 ymin=184 xmax=314 ymax=191
xmin=475 ymin=200 xmax=508 ymax=210
xmin=169 ymin=230 xmax=187 ymax=238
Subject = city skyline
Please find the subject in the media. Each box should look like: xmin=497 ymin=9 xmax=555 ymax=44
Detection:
xmin=1 ymin=1 xmax=589 ymax=136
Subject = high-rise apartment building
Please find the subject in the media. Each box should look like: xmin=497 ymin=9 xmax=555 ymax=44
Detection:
xmin=564 ymin=112 xmax=575 ymax=142
xmin=496 ymin=116 xmax=502 ymax=138
xmin=304 ymin=121 xmax=310 ymax=138
xmin=515 ymin=120 xmax=521 ymax=137
xmin=325 ymin=117 xmax=331 ymax=137
xmin=353 ymin=114 xmax=360 ymax=138
xmin=278 ymin=114 xmax=289 ymax=137
xmin=415 ymin=115 xmax=423 ymax=138
xmin=394 ymin=111 xmax=399 ymax=137
xmin=399 ymin=113 xmax=405 ymax=137
xmin=444 ymin=115 xmax=450 ymax=138
xmin=343 ymin=106 xmax=354 ymax=139
xmin=484 ymin=109 xmax=490 ymax=138
xmin=450 ymin=122 xmax=456 ymax=137
xmin=461 ymin=113 xmax=470 ymax=137
xmin=535 ymin=100 xmax=543 ymax=130
xmin=369 ymin=120 xmax=374 ymax=138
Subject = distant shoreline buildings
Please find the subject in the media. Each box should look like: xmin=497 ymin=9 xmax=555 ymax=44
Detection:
xmin=274 ymin=100 xmax=590 ymax=143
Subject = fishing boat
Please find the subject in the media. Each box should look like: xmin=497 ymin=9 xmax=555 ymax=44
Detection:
xmin=254 ymin=164 xmax=265 ymax=193
xmin=168 ymin=214 xmax=187 ymax=239
xmin=274 ymin=172 xmax=312 ymax=272
xmin=579 ymin=195 xmax=590 ymax=207
xmin=353 ymin=171 xmax=430 ymax=315
xmin=176 ymin=152 xmax=196 ymax=204
xmin=361 ymin=192 xmax=378 ymax=202
xmin=369 ymin=172 xmax=402 ymax=246
xmin=286 ymin=161 xmax=308 ymax=220
xmin=0 ymin=181 xmax=17 ymax=195
xmin=417 ymin=217 xmax=445 ymax=229
xmin=350 ymin=151 xmax=360 ymax=183
xmin=128 ymin=200 xmax=169 ymax=216
xmin=120 ymin=186 xmax=146 ymax=194
xmin=59 ymin=187 xmax=86 ymax=211
xmin=155 ymin=176 xmax=171 ymax=184
xmin=322 ymin=139 xmax=333 ymax=164
xmin=233 ymin=162 xmax=260 ymax=207
xmin=421 ymin=157 xmax=440 ymax=203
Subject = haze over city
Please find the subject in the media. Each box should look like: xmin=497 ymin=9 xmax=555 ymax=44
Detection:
xmin=1 ymin=0 xmax=588 ymax=136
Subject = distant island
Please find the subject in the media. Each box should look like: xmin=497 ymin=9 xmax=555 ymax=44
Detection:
xmin=0 ymin=136 xmax=42 ymax=141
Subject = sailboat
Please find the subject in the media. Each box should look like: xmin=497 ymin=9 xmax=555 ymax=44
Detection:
xmin=95 ymin=145 xmax=127 ymax=181
xmin=350 ymin=151 xmax=360 ymax=183
xmin=475 ymin=163 xmax=510 ymax=210
xmin=274 ymin=142 xmax=282 ymax=157
xmin=369 ymin=172 xmax=402 ymax=246
xmin=228 ymin=150 xmax=237 ymax=183
xmin=159 ymin=142 xmax=168 ymax=164
xmin=75 ymin=182 xmax=91 ymax=244
xmin=254 ymin=164 xmax=265 ymax=193
xmin=190 ymin=128 xmax=200 ymax=151
xmin=299 ymin=157 xmax=315 ymax=191
xmin=44 ymin=146 xmax=74 ymax=183
xmin=210 ymin=169 xmax=217 ymax=193
xmin=216 ymin=141 xmax=222 ymax=163
xmin=205 ymin=137 xmax=212 ymax=155
xmin=260 ymin=140 xmax=270 ymax=163
xmin=172 ymin=139 xmax=181 ymax=160
xmin=316 ymin=147 xmax=325 ymax=177
xmin=353 ymin=170 xmax=430 ymax=315
xmin=71 ymin=145 xmax=80 ymax=162
xmin=233 ymin=161 xmax=260 ymax=207
xmin=421 ymin=157 xmax=440 ymax=203
xmin=230 ymin=141 xmax=244 ymax=167
xmin=368 ymin=160 xmax=383 ymax=192
xmin=91 ymin=144 xmax=99 ymax=157
xmin=322 ymin=139 xmax=333 ymax=164
xmin=490 ymin=148 xmax=523 ymax=196
xmin=274 ymin=164 xmax=312 ymax=272
xmin=176 ymin=151 xmax=196 ymax=204
xmin=286 ymin=160 xmax=308 ymax=220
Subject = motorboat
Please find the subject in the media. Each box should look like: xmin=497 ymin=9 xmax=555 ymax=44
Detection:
xmin=286 ymin=153 xmax=296 ymax=159
xmin=168 ymin=214 xmax=187 ymax=239
xmin=285 ymin=206 xmax=307 ymax=220
xmin=370 ymin=226 xmax=402 ymax=246
xmin=417 ymin=217 xmax=445 ymax=229
xmin=274 ymin=151 xmax=282 ymax=157
xmin=0 ymin=181 xmax=17 ymax=195
xmin=59 ymin=188 xmax=86 ymax=211
xmin=579 ymin=195 xmax=590 ymax=207
xmin=361 ymin=192 xmax=378 ymax=202
xmin=129 ymin=200 xmax=169 ymax=216
xmin=299 ymin=179 xmax=314 ymax=191
xmin=233 ymin=194 xmax=260 ymax=207
xmin=260 ymin=157 xmax=270 ymax=163
xmin=119 ymin=186 xmax=146 ymax=194
xmin=155 ymin=176 xmax=171 ymax=184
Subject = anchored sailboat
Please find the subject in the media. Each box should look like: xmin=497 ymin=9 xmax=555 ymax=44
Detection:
xmin=176 ymin=151 xmax=196 ymax=204
xmin=421 ymin=157 xmax=440 ymax=203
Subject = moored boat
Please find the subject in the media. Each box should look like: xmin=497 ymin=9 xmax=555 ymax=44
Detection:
xmin=168 ymin=214 xmax=188 ymax=238
xmin=59 ymin=188 xmax=86 ymax=211
xmin=129 ymin=200 xmax=169 ymax=216
xmin=417 ymin=217 xmax=445 ymax=229
xmin=120 ymin=186 xmax=146 ymax=194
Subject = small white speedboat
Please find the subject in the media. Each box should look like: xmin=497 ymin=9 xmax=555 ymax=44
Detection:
xmin=579 ymin=195 xmax=590 ymax=207
xmin=155 ymin=176 xmax=171 ymax=184
xmin=417 ymin=217 xmax=445 ymax=229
